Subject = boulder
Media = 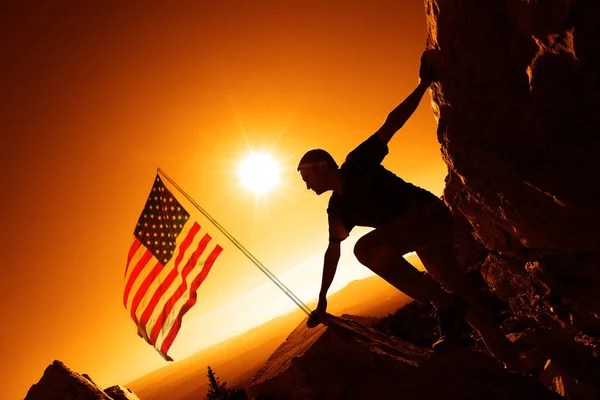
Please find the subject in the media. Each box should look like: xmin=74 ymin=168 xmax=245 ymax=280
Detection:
xmin=25 ymin=360 xmax=111 ymax=400
xmin=25 ymin=360 xmax=140 ymax=400
xmin=248 ymin=315 xmax=430 ymax=399
xmin=249 ymin=316 xmax=562 ymax=399
xmin=104 ymin=385 xmax=140 ymax=400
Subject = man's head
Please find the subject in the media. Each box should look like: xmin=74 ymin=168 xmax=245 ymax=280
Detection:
xmin=297 ymin=149 xmax=339 ymax=195
xmin=297 ymin=149 xmax=338 ymax=170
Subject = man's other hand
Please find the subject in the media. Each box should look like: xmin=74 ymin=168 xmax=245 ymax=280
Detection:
xmin=419 ymin=50 xmax=439 ymax=85
xmin=306 ymin=311 xmax=322 ymax=328
xmin=307 ymin=297 xmax=328 ymax=328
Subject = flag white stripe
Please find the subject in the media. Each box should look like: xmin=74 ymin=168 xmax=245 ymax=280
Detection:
xmin=132 ymin=225 xmax=201 ymax=334
xmin=125 ymin=221 xmax=195 ymax=316
xmin=129 ymin=223 xmax=210 ymax=346
xmin=124 ymin=244 xmax=152 ymax=310
xmin=154 ymin=242 xmax=219 ymax=351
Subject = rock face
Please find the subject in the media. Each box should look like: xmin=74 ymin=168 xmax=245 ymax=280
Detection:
xmin=248 ymin=315 xmax=560 ymax=400
xmin=425 ymin=0 xmax=600 ymax=306
xmin=423 ymin=0 xmax=600 ymax=396
xmin=25 ymin=360 xmax=139 ymax=400
xmin=395 ymin=346 xmax=562 ymax=400
xmin=427 ymin=0 xmax=600 ymax=255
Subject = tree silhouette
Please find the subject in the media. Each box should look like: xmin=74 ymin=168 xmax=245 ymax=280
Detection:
xmin=206 ymin=366 xmax=249 ymax=400
xmin=206 ymin=366 xmax=228 ymax=400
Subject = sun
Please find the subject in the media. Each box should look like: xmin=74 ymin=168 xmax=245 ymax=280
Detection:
xmin=238 ymin=152 xmax=281 ymax=194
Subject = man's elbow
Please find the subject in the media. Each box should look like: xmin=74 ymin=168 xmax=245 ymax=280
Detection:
xmin=375 ymin=128 xmax=392 ymax=145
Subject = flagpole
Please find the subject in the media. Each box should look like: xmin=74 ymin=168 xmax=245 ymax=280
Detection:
xmin=157 ymin=168 xmax=312 ymax=316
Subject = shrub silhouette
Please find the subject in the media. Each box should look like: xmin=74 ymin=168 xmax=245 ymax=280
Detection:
xmin=206 ymin=366 xmax=248 ymax=400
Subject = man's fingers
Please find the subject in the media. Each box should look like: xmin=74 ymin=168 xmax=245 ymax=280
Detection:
xmin=420 ymin=49 xmax=440 ymax=83
xmin=307 ymin=312 xmax=321 ymax=328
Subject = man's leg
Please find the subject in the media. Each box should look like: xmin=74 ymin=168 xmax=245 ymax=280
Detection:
xmin=418 ymin=245 xmax=522 ymax=368
xmin=354 ymin=228 xmax=469 ymax=350
xmin=355 ymin=198 xmax=522 ymax=369
xmin=353 ymin=225 xmax=456 ymax=311
xmin=410 ymin=199 xmax=522 ymax=368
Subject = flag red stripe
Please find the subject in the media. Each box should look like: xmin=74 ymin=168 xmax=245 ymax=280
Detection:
xmin=173 ymin=223 xmax=201 ymax=272
xmin=123 ymin=249 xmax=153 ymax=307
xmin=138 ymin=223 xmax=201 ymax=339
xmin=139 ymin=268 xmax=179 ymax=339
xmin=149 ymin=234 xmax=212 ymax=344
xmin=160 ymin=244 xmax=223 ymax=357
xmin=129 ymin=259 xmax=163 ymax=330
xmin=138 ymin=223 xmax=201 ymax=334
xmin=125 ymin=239 xmax=142 ymax=277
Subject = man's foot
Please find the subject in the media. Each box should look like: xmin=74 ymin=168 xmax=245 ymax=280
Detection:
xmin=503 ymin=358 xmax=527 ymax=374
xmin=432 ymin=334 xmax=461 ymax=350
xmin=500 ymin=350 xmax=528 ymax=374
xmin=432 ymin=294 xmax=469 ymax=350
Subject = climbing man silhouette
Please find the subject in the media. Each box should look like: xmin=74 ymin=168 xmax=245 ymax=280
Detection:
xmin=299 ymin=51 xmax=522 ymax=371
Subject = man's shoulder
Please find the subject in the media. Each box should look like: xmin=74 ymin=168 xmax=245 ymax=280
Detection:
xmin=339 ymin=158 xmax=383 ymax=177
xmin=345 ymin=134 xmax=388 ymax=166
xmin=328 ymin=192 xmax=340 ymax=204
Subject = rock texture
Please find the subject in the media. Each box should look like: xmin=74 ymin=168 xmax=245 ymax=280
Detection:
xmin=424 ymin=0 xmax=600 ymax=397
xmin=104 ymin=385 xmax=140 ymax=400
xmin=395 ymin=346 xmax=562 ymax=400
xmin=25 ymin=360 xmax=139 ymax=400
xmin=249 ymin=315 xmax=559 ymax=400
xmin=248 ymin=315 xmax=430 ymax=399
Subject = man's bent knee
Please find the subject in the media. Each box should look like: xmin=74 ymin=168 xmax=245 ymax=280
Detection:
xmin=354 ymin=234 xmax=412 ymax=267
xmin=353 ymin=235 xmax=379 ymax=267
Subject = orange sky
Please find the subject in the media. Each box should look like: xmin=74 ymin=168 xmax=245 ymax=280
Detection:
xmin=1 ymin=1 xmax=445 ymax=398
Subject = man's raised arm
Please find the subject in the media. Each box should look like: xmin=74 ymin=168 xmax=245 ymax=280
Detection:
xmin=375 ymin=51 xmax=435 ymax=145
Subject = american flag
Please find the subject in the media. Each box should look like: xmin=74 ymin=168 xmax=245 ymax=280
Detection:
xmin=124 ymin=174 xmax=223 ymax=360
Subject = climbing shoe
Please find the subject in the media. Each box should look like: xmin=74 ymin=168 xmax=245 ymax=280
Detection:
xmin=432 ymin=294 xmax=469 ymax=350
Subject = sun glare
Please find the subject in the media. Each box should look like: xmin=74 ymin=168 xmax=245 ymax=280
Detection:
xmin=238 ymin=152 xmax=281 ymax=194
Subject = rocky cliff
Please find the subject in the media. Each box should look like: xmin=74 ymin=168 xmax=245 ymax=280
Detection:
xmin=423 ymin=0 xmax=600 ymax=397
xmin=25 ymin=360 xmax=140 ymax=400
xmin=426 ymin=0 xmax=599 ymax=301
